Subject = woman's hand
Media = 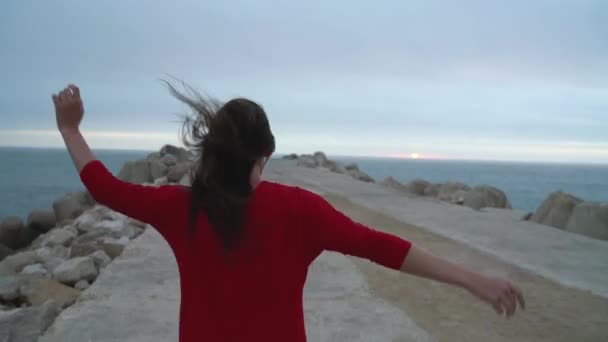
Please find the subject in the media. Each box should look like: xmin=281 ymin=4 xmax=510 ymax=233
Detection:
xmin=53 ymin=84 xmax=84 ymax=134
xmin=469 ymin=275 xmax=526 ymax=317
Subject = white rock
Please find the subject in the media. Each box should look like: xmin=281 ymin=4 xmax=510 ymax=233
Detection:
xmin=531 ymin=191 xmax=583 ymax=229
xmin=74 ymin=280 xmax=90 ymax=291
xmin=89 ymin=250 xmax=111 ymax=269
xmin=41 ymin=228 xmax=76 ymax=247
xmin=565 ymin=202 xmax=608 ymax=240
xmin=21 ymin=263 xmax=49 ymax=277
xmin=53 ymin=257 xmax=98 ymax=285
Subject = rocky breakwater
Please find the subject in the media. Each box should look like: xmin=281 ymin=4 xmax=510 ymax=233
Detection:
xmin=529 ymin=191 xmax=608 ymax=241
xmin=289 ymin=152 xmax=375 ymax=183
xmin=0 ymin=144 xmax=194 ymax=341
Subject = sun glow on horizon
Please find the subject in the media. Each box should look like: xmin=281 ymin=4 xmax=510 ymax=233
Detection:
xmin=410 ymin=153 xmax=420 ymax=159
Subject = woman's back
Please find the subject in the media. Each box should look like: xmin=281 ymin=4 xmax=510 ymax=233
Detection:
xmin=80 ymin=160 xmax=411 ymax=341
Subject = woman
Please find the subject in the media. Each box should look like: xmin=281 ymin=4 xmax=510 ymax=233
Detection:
xmin=53 ymin=84 xmax=524 ymax=342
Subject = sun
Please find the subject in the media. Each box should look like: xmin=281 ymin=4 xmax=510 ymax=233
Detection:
xmin=410 ymin=153 xmax=420 ymax=160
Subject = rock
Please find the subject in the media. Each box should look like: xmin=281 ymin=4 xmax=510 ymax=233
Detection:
xmin=531 ymin=191 xmax=583 ymax=229
xmin=149 ymin=160 xmax=168 ymax=180
xmin=424 ymin=183 xmax=442 ymax=197
xmin=153 ymin=177 xmax=169 ymax=186
xmin=74 ymin=280 xmax=90 ymax=291
xmin=179 ymin=172 xmax=192 ymax=186
xmin=0 ymin=216 xmax=25 ymax=249
xmin=70 ymin=241 xmax=101 ymax=259
xmin=40 ymin=228 xmax=76 ymax=248
xmin=167 ymin=162 xmax=191 ymax=182
xmin=19 ymin=277 xmax=80 ymax=308
xmin=89 ymin=250 xmax=111 ymax=269
xmin=146 ymin=152 xmax=161 ymax=161
xmin=522 ymin=212 xmax=533 ymax=221
xmin=53 ymin=257 xmax=98 ymax=285
xmin=297 ymin=155 xmax=317 ymax=168
xmin=52 ymin=192 xmax=88 ymax=222
xmin=463 ymin=185 xmax=512 ymax=210
xmin=26 ymin=210 xmax=57 ymax=233
xmin=437 ymin=182 xmax=471 ymax=203
xmin=0 ymin=275 xmax=21 ymax=301
xmin=101 ymin=237 xmax=129 ymax=259
xmin=35 ymin=246 xmax=69 ymax=273
xmin=0 ymin=299 xmax=60 ymax=341
xmin=118 ymin=160 xmax=153 ymax=184
xmin=0 ymin=251 xmax=41 ymax=274
xmin=160 ymin=154 xmax=178 ymax=167
xmin=347 ymin=169 xmax=375 ymax=183
xmin=344 ymin=163 xmax=359 ymax=171
xmin=21 ymin=264 xmax=49 ymax=277
xmin=380 ymin=177 xmax=408 ymax=192
xmin=0 ymin=243 xmax=14 ymax=261
xmin=564 ymin=202 xmax=608 ymax=240
xmin=282 ymin=153 xmax=298 ymax=160
xmin=325 ymin=160 xmax=346 ymax=174
xmin=406 ymin=179 xmax=431 ymax=196
xmin=313 ymin=151 xmax=329 ymax=167
xmin=160 ymin=144 xmax=190 ymax=163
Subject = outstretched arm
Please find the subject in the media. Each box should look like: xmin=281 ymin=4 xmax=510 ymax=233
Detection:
xmin=53 ymin=85 xmax=95 ymax=172
xmin=401 ymin=246 xmax=525 ymax=317
xmin=300 ymin=188 xmax=525 ymax=318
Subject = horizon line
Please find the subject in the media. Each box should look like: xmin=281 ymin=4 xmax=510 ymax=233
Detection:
xmin=1 ymin=144 xmax=607 ymax=166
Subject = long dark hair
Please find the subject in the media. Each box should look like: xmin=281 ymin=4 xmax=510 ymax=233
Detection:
xmin=166 ymin=82 xmax=275 ymax=249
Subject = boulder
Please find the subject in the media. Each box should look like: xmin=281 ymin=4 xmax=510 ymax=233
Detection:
xmin=437 ymin=182 xmax=471 ymax=203
xmin=19 ymin=277 xmax=80 ymax=308
xmin=564 ymin=202 xmax=608 ymax=240
xmin=463 ymin=185 xmax=512 ymax=210
xmin=0 ymin=275 xmax=21 ymax=301
xmin=531 ymin=191 xmax=583 ymax=229
xmin=344 ymin=163 xmax=359 ymax=171
xmin=101 ymin=237 xmax=129 ymax=259
xmin=380 ymin=177 xmax=409 ymax=192
xmin=313 ymin=151 xmax=329 ymax=167
xmin=347 ymin=169 xmax=375 ymax=183
xmin=53 ymin=257 xmax=98 ymax=285
xmin=117 ymin=160 xmax=153 ymax=184
xmin=282 ymin=153 xmax=298 ymax=160
xmin=0 ymin=243 xmax=14 ymax=261
xmin=297 ymin=155 xmax=317 ymax=168
xmin=160 ymin=153 xmax=177 ymax=167
xmin=89 ymin=250 xmax=111 ymax=269
xmin=35 ymin=246 xmax=69 ymax=273
xmin=52 ymin=192 xmax=89 ymax=222
xmin=406 ymin=179 xmax=431 ymax=196
xmin=70 ymin=241 xmax=102 ymax=259
xmin=179 ymin=172 xmax=192 ymax=187
xmin=40 ymin=228 xmax=76 ymax=248
xmin=0 ymin=251 xmax=41 ymax=274
xmin=0 ymin=216 xmax=24 ymax=249
xmin=146 ymin=151 xmax=161 ymax=161
xmin=26 ymin=210 xmax=57 ymax=233
xmin=153 ymin=176 xmax=169 ymax=186
xmin=325 ymin=160 xmax=346 ymax=174
xmin=424 ymin=183 xmax=442 ymax=197
xmin=160 ymin=144 xmax=190 ymax=163
xmin=167 ymin=162 xmax=192 ymax=183
xmin=21 ymin=264 xmax=49 ymax=277
xmin=74 ymin=280 xmax=90 ymax=291
xmin=149 ymin=160 xmax=168 ymax=180
xmin=0 ymin=300 xmax=60 ymax=341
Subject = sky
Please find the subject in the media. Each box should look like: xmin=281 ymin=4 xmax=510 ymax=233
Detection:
xmin=1 ymin=0 xmax=607 ymax=163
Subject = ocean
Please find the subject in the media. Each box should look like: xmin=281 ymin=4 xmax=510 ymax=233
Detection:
xmin=1 ymin=147 xmax=607 ymax=221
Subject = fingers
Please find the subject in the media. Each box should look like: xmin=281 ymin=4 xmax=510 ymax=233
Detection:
xmin=510 ymin=284 xmax=526 ymax=310
xmin=52 ymin=94 xmax=59 ymax=106
xmin=500 ymin=293 xmax=516 ymax=318
xmin=68 ymin=84 xmax=80 ymax=98
xmin=492 ymin=301 xmax=504 ymax=316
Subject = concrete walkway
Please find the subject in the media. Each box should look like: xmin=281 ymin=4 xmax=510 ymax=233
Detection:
xmin=266 ymin=161 xmax=608 ymax=299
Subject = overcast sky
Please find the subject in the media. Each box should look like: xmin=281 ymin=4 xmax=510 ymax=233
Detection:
xmin=1 ymin=0 xmax=607 ymax=163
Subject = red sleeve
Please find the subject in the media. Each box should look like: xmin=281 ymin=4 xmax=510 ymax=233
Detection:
xmin=297 ymin=188 xmax=411 ymax=270
xmin=79 ymin=160 xmax=184 ymax=227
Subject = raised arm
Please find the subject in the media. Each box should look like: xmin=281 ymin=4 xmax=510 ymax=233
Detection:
xmin=52 ymin=84 xmax=183 ymax=228
xmin=299 ymin=188 xmax=525 ymax=318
